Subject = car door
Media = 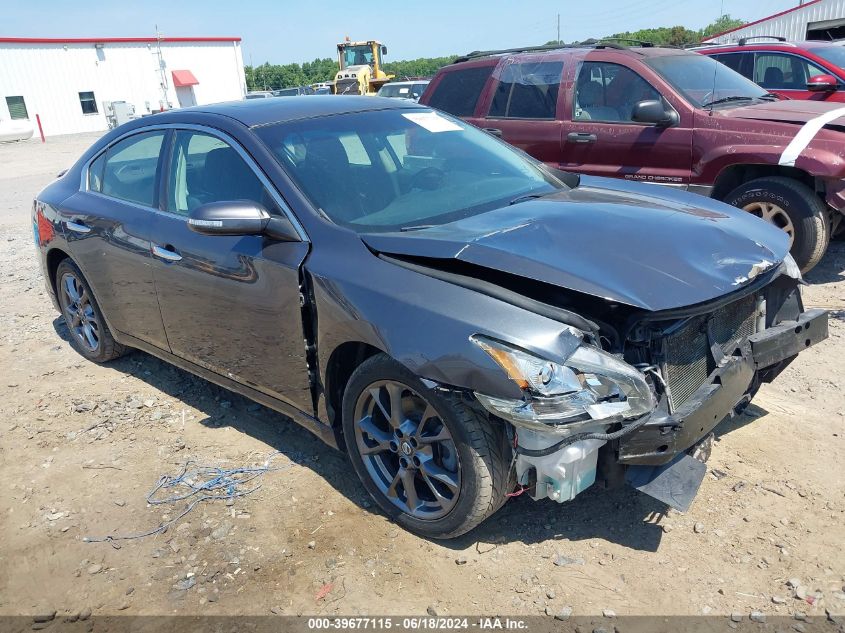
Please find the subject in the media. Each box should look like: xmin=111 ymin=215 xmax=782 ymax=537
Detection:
xmin=475 ymin=58 xmax=565 ymax=166
xmin=559 ymin=60 xmax=693 ymax=185
xmin=58 ymin=130 xmax=169 ymax=349
xmin=149 ymin=127 xmax=313 ymax=410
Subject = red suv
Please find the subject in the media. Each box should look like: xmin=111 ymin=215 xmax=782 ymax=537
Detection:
xmin=698 ymin=37 xmax=845 ymax=102
xmin=420 ymin=43 xmax=845 ymax=272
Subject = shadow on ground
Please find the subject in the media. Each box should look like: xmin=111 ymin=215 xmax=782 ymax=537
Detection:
xmin=52 ymin=316 xmax=775 ymax=554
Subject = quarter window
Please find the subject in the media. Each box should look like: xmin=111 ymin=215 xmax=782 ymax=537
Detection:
xmin=97 ymin=131 xmax=166 ymax=207
xmin=166 ymin=131 xmax=275 ymax=216
xmin=488 ymin=61 xmax=563 ymax=119
xmin=5 ymin=96 xmax=28 ymax=120
xmin=426 ymin=65 xmax=494 ymax=117
xmin=574 ymin=62 xmax=660 ymax=122
xmin=79 ymin=91 xmax=98 ymax=115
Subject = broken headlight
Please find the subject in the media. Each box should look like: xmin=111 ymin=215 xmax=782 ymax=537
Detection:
xmin=471 ymin=336 xmax=656 ymax=430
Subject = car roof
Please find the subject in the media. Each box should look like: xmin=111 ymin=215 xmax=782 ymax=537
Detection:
xmin=450 ymin=43 xmax=692 ymax=66
xmin=383 ymin=80 xmax=430 ymax=85
xmin=189 ymin=95 xmax=424 ymax=127
xmin=698 ymin=40 xmax=840 ymax=52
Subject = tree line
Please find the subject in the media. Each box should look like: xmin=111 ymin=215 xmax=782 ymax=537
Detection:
xmin=245 ymin=56 xmax=459 ymax=91
xmin=549 ymin=14 xmax=745 ymax=48
xmin=245 ymin=15 xmax=745 ymax=91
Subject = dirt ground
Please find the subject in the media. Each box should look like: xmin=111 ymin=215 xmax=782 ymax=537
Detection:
xmin=1 ymin=133 xmax=843 ymax=621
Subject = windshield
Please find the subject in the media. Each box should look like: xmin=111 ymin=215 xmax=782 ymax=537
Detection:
xmin=647 ymin=54 xmax=770 ymax=108
xmin=341 ymin=44 xmax=376 ymax=69
xmin=255 ymin=108 xmax=565 ymax=232
xmin=808 ymin=46 xmax=845 ymax=71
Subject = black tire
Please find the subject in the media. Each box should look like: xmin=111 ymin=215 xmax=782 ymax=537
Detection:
xmin=723 ymin=176 xmax=830 ymax=273
xmin=55 ymin=259 xmax=127 ymax=363
xmin=342 ymin=353 xmax=513 ymax=539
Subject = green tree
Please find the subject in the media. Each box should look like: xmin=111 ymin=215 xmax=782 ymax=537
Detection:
xmin=701 ymin=14 xmax=744 ymax=39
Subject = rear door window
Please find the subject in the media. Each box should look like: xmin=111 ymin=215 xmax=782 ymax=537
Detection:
xmin=488 ymin=61 xmax=564 ymax=119
xmin=711 ymin=52 xmax=753 ymax=79
xmin=97 ymin=131 xmax=166 ymax=207
xmin=426 ymin=65 xmax=494 ymax=117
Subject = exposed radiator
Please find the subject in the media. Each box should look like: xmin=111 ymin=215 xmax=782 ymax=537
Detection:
xmin=662 ymin=293 xmax=757 ymax=412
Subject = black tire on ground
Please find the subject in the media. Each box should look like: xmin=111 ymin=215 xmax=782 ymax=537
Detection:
xmin=342 ymin=353 xmax=513 ymax=539
xmin=55 ymin=259 xmax=127 ymax=363
xmin=723 ymin=176 xmax=830 ymax=273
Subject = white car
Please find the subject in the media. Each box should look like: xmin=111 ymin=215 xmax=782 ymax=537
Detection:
xmin=376 ymin=80 xmax=430 ymax=101
xmin=0 ymin=118 xmax=34 ymax=143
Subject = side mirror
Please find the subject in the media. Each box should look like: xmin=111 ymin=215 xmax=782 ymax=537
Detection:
xmin=188 ymin=201 xmax=270 ymax=236
xmin=807 ymin=74 xmax=838 ymax=92
xmin=381 ymin=45 xmax=387 ymax=56
xmin=631 ymin=99 xmax=678 ymax=127
xmin=188 ymin=201 xmax=302 ymax=241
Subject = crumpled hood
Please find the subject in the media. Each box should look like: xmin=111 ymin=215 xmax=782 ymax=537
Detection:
xmin=362 ymin=178 xmax=789 ymax=312
xmin=715 ymin=99 xmax=845 ymax=125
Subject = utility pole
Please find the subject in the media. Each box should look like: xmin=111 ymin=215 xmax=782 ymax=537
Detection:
xmin=154 ymin=25 xmax=170 ymax=110
xmin=557 ymin=13 xmax=561 ymax=44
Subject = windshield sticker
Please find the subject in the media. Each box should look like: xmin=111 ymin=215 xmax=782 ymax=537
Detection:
xmin=402 ymin=112 xmax=463 ymax=133
xmin=399 ymin=87 xmax=409 ymax=94
xmin=779 ymin=105 xmax=845 ymax=166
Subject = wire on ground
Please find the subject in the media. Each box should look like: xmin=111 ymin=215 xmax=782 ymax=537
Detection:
xmin=84 ymin=451 xmax=290 ymax=546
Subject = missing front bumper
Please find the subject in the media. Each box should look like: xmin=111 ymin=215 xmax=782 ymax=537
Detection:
xmin=617 ymin=309 xmax=828 ymax=466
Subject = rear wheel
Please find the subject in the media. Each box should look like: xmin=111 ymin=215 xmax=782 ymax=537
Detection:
xmin=55 ymin=259 xmax=126 ymax=363
xmin=342 ymin=353 xmax=512 ymax=539
xmin=723 ymin=176 xmax=830 ymax=273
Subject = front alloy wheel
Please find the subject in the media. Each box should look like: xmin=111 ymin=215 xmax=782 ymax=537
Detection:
xmin=342 ymin=353 xmax=513 ymax=539
xmin=353 ymin=380 xmax=461 ymax=520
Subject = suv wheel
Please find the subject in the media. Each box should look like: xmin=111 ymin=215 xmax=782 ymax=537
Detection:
xmin=55 ymin=259 xmax=126 ymax=363
xmin=724 ymin=176 xmax=830 ymax=273
xmin=342 ymin=353 xmax=512 ymax=539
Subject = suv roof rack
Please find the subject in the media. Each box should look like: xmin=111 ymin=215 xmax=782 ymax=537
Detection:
xmin=597 ymin=38 xmax=654 ymax=47
xmin=453 ymin=41 xmax=627 ymax=63
xmin=737 ymin=35 xmax=787 ymax=46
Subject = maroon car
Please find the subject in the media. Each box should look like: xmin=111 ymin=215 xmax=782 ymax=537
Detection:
xmin=697 ymin=37 xmax=845 ymax=102
xmin=420 ymin=43 xmax=845 ymax=272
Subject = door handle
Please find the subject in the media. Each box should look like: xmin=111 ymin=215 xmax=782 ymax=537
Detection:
xmin=567 ymin=132 xmax=597 ymax=144
xmin=65 ymin=220 xmax=91 ymax=234
xmin=482 ymin=127 xmax=503 ymax=137
xmin=151 ymin=244 xmax=182 ymax=262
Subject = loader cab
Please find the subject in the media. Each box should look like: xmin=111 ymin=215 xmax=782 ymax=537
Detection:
xmin=338 ymin=41 xmax=387 ymax=73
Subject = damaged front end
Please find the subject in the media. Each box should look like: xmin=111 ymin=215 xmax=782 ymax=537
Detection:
xmin=471 ymin=255 xmax=828 ymax=511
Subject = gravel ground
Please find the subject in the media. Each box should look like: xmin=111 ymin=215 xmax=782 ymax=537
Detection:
xmin=1 ymin=133 xmax=843 ymax=621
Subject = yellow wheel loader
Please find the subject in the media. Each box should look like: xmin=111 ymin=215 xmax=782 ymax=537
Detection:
xmin=332 ymin=38 xmax=394 ymax=95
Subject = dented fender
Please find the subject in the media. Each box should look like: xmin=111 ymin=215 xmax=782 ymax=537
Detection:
xmin=305 ymin=235 xmax=586 ymax=424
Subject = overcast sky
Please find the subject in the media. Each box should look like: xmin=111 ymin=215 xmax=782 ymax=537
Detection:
xmin=5 ymin=0 xmax=801 ymax=64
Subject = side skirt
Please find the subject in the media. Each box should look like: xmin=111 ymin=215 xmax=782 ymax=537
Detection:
xmin=112 ymin=331 xmax=339 ymax=450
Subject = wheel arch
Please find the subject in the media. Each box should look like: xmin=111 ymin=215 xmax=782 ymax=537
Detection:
xmin=324 ymin=341 xmax=385 ymax=447
xmin=46 ymin=247 xmax=72 ymax=298
xmin=711 ymin=163 xmax=816 ymax=202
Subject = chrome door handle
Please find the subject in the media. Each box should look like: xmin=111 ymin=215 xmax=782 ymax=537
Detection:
xmin=66 ymin=220 xmax=91 ymax=234
xmin=151 ymin=244 xmax=182 ymax=262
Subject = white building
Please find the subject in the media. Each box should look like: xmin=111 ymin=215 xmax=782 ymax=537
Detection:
xmin=0 ymin=36 xmax=246 ymax=137
xmin=703 ymin=0 xmax=845 ymax=44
